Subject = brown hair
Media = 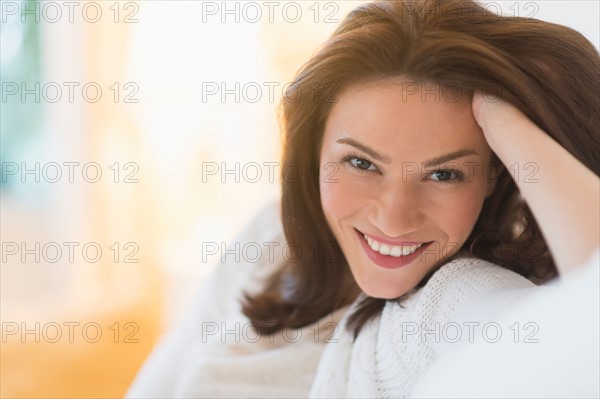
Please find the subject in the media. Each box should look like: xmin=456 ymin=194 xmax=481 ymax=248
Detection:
xmin=241 ymin=0 xmax=600 ymax=338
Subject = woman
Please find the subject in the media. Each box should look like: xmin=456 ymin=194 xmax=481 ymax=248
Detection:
xmin=127 ymin=0 xmax=599 ymax=397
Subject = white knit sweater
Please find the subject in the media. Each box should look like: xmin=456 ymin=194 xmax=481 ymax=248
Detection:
xmin=309 ymin=257 xmax=537 ymax=398
xmin=126 ymin=201 xmax=540 ymax=398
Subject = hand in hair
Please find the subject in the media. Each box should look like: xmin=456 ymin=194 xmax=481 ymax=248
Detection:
xmin=472 ymin=91 xmax=599 ymax=277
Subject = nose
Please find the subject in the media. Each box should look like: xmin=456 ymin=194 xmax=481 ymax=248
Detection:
xmin=367 ymin=179 xmax=426 ymax=238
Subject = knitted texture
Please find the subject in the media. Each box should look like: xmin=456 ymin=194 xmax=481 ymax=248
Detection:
xmin=309 ymin=256 xmax=536 ymax=398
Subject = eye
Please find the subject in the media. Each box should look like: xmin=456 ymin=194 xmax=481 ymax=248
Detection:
xmin=350 ymin=157 xmax=375 ymax=171
xmin=342 ymin=155 xmax=378 ymax=173
xmin=429 ymin=169 xmax=464 ymax=183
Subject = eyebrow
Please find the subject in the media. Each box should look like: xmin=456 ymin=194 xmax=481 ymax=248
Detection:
xmin=336 ymin=138 xmax=479 ymax=167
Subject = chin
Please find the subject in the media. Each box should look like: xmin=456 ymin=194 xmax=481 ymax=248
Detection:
xmin=367 ymin=292 xmax=401 ymax=300
xmin=357 ymin=280 xmax=413 ymax=300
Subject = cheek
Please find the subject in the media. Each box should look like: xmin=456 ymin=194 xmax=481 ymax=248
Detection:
xmin=432 ymin=186 xmax=487 ymax=243
xmin=319 ymin=167 xmax=356 ymax=220
xmin=319 ymin=162 xmax=366 ymax=218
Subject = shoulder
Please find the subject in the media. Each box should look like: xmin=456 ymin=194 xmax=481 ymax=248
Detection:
xmin=376 ymin=256 xmax=539 ymax=378
xmin=424 ymin=254 xmax=536 ymax=302
xmin=371 ymin=256 xmax=538 ymax=396
xmin=408 ymin=250 xmax=600 ymax=398
xmin=390 ymin=255 xmax=539 ymax=327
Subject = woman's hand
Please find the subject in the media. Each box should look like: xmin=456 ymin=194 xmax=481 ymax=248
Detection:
xmin=471 ymin=92 xmax=530 ymax=152
xmin=471 ymin=92 xmax=599 ymax=277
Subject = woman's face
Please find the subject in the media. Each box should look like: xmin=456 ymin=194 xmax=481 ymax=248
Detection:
xmin=319 ymin=79 xmax=497 ymax=299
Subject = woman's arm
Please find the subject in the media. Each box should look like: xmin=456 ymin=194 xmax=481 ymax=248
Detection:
xmin=472 ymin=92 xmax=599 ymax=276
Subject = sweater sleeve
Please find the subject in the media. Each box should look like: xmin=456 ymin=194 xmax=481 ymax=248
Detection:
xmin=310 ymin=255 xmax=542 ymax=399
xmin=125 ymin=200 xmax=285 ymax=398
xmin=409 ymin=247 xmax=600 ymax=398
xmin=422 ymin=256 xmax=539 ymax=358
xmin=372 ymin=256 xmax=539 ymax=398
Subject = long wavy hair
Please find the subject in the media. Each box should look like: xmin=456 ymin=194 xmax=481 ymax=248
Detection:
xmin=242 ymin=0 xmax=600 ymax=337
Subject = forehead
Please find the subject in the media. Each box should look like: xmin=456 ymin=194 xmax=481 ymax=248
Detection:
xmin=324 ymin=79 xmax=484 ymax=151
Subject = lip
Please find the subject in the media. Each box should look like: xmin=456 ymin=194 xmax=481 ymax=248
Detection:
xmin=355 ymin=228 xmax=433 ymax=269
xmin=361 ymin=231 xmax=428 ymax=246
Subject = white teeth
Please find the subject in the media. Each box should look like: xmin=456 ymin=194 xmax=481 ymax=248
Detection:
xmin=379 ymin=244 xmax=391 ymax=255
xmin=365 ymin=236 xmax=380 ymax=251
xmin=390 ymin=246 xmax=402 ymax=257
xmin=363 ymin=234 xmax=424 ymax=257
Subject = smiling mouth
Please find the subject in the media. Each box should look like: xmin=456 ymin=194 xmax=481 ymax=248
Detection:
xmin=354 ymin=228 xmax=433 ymax=268
xmin=355 ymin=228 xmax=432 ymax=256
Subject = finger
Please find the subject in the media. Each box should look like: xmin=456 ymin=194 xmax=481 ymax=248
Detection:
xmin=471 ymin=92 xmax=493 ymax=133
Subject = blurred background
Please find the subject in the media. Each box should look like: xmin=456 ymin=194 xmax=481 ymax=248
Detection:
xmin=0 ymin=1 xmax=597 ymax=397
